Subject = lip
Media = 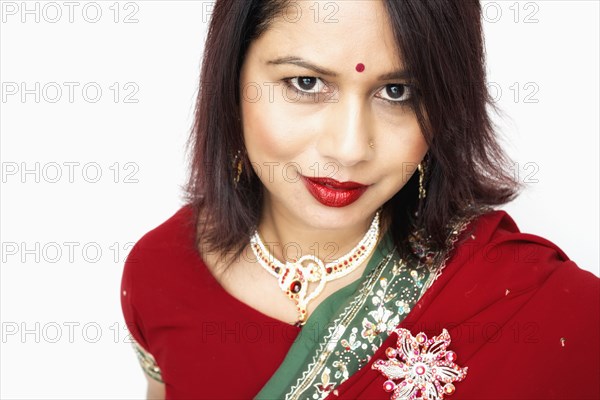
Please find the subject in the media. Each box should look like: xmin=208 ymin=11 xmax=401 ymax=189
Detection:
xmin=301 ymin=176 xmax=369 ymax=207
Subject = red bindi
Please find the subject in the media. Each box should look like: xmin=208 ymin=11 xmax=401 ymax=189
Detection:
xmin=355 ymin=63 xmax=365 ymax=73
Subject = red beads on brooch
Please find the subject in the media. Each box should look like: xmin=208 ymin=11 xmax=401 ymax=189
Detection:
xmin=382 ymin=380 xmax=396 ymax=392
xmin=446 ymin=350 xmax=457 ymax=363
xmin=444 ymin=383 xmax=456 ymax=394
xmin=385 ymin=347 xmax=397 ymax=359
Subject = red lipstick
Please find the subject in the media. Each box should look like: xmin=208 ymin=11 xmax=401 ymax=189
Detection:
xmin=301 ymin=176 xmax=368 ymax=207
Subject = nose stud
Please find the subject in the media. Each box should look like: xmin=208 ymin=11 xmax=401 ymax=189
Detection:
xmin=369 ymin=141 xmax=374 ymax=149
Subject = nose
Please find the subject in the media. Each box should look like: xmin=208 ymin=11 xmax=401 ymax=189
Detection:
xmin=316 ymin=96 xmax=373 ymax=168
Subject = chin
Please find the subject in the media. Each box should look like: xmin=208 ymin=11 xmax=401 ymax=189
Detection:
xmin=300 ymin=203 xmax=377 ymax=229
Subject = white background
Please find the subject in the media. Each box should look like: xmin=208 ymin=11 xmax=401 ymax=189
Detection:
xmin=1 ymin=1 xmax=598 ymax=398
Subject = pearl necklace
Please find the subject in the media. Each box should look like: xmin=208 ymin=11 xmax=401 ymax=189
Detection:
xmin=249 ymin=211 xmax=380 ymax=326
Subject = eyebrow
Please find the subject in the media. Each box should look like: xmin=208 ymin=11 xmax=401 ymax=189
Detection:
xmin=266 ymin=56 xmax=411 ymax=81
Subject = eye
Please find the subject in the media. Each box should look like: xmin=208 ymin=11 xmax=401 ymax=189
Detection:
xmin=376 ymin=84 xmax=413 ymax=104
xmin=283 ymin=76 xmax=329 ymax=96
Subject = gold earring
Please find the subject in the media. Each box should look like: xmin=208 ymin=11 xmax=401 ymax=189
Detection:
xmin=232 ymin=150 xmax=243 ymax=186
xmin=417 ymin=161 xmax=427 ymax=200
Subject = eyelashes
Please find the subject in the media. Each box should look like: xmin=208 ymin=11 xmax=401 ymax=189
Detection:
xmin=285 ymin=77 xmax=328 ymax=96
xmin=281 ymin=76 xmax=415 ymax=107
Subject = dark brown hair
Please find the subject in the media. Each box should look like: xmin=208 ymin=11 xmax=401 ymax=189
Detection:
xmin=183 ymin=0 xmax=521 ymax=266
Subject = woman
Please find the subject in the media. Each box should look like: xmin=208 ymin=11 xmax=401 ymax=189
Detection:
xmin=120 ymin=1 xmax=600 ymax=399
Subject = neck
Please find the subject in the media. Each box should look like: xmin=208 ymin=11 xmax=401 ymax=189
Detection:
xmin=256 ymin=202 xmax=379 ymax=265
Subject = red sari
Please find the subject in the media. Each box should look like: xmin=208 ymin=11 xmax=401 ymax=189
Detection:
xmin=329 ymin=211 xmax=600 ymax=399
xmin=120 ymin=205 xmax=599 ymax=399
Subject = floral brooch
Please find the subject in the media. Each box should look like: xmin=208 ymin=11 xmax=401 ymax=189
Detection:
xmin=371 ymin=328 xmax=467 ymax=399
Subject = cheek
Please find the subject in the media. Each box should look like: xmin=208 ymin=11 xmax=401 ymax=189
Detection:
xmin=242 ymin=102 xmax=278 ymax=157
xmin=377 ymin=120 xmax=428 ymax=186
xmin=242 ymin=98 xmax=312 ymax=166
xmin=382 ymin=118 xmax=428 ymax=163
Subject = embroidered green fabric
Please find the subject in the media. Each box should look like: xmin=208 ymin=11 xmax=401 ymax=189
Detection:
xmin=254 ymin=229 xmax=428 ymax=399
xmin=255 ymin=215 xmax=474 ymax=400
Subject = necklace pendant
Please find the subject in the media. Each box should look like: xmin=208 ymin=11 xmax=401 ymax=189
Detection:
xmin=250 ymin=211 xmax=381 ymax=326
xmin=281 ymin=256 xmax=328 ymax=313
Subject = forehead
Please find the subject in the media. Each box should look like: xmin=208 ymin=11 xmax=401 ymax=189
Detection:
xmin=253 ymin=0 xmax=403 ymax=73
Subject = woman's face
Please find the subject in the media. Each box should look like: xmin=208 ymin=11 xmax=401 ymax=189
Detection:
xmin=239 ymin=0 xmax=428 ymax=230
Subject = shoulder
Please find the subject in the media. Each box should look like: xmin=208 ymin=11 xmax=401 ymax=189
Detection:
xmin=462 ymin=208 xmax=573 ymax=264
xmin=129 ymin=204 xmax=197 ymax=257
xmin=121 ymin=203 xmax=203 ymax=291
xmin=125 ymin=204 xmax=199 ymax=267
xmin=468 ymin=209 xmax=570 ymax=257
xmin=120 ymin=203 xmax=212 ymax=329
xmin=453 ymin=208 xmax=598 ymax=295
